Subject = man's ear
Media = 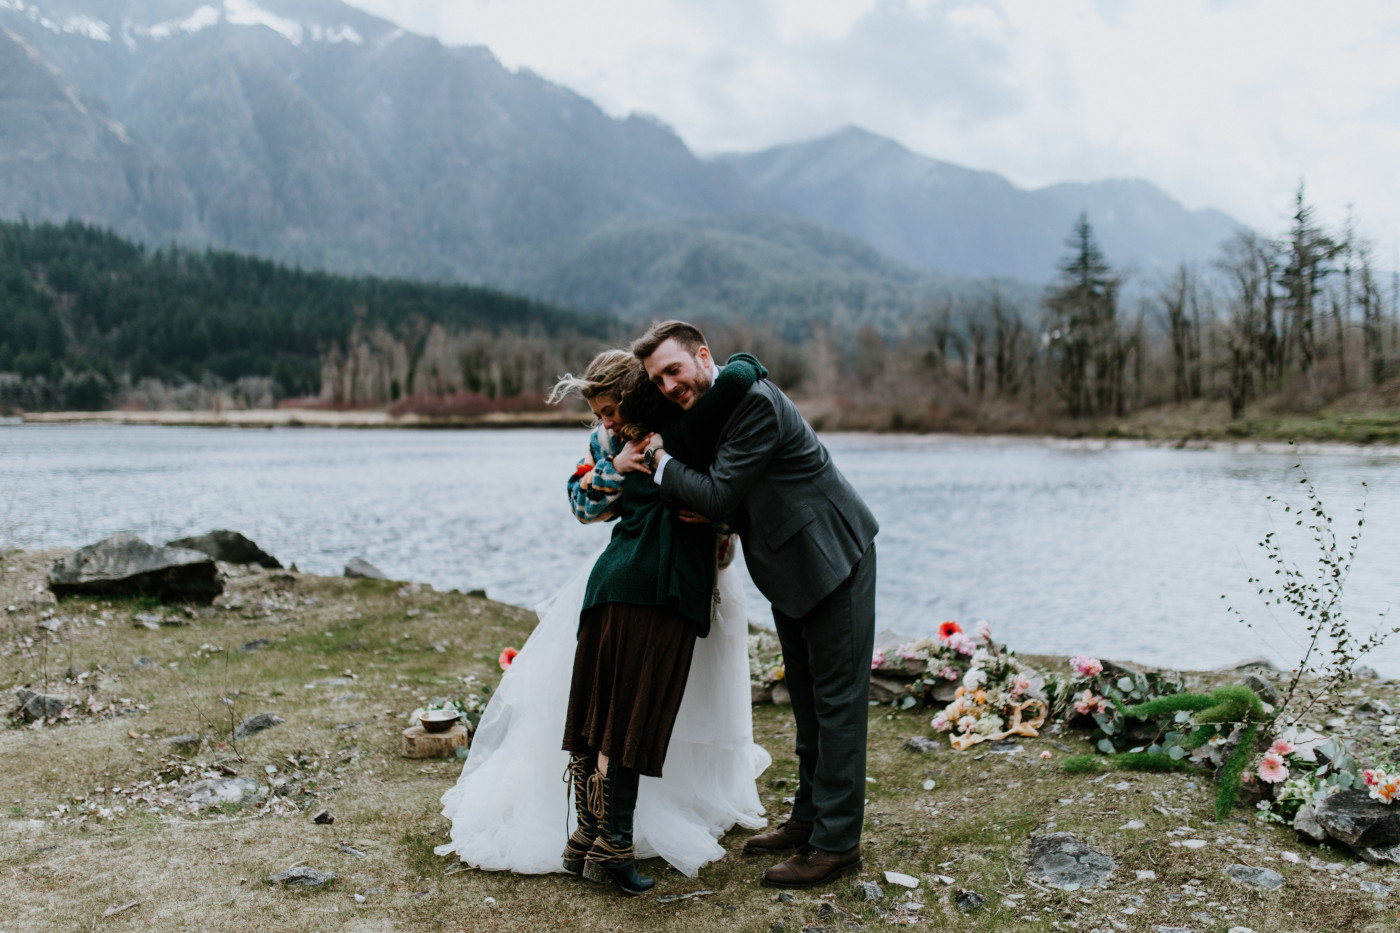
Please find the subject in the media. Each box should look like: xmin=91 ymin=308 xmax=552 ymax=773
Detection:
xmin=696 ymin=345 xmax=712 ymax=368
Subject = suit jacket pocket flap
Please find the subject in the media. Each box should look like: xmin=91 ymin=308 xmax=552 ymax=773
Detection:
xmin=765 ymin=505 xmax=815 ymax=550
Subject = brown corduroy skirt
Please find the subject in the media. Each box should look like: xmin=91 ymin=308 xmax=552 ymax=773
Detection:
xmin=561 ymin=602 xmax=697 ymax=778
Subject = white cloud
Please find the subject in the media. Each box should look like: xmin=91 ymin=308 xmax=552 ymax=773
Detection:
xmin=343 ymin=0 xmax=1400 ymax=245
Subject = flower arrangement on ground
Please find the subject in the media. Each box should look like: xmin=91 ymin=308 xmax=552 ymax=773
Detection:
xmin=880 ymin=620 xmax=985 ymax=710
xmin=1047 ymin=655 xmax=1186 ymax=756
xmin=926 ymin=624 xmax=1048 ymax=751
xmin=1253 ymin=732 xmax=1368 ymax=826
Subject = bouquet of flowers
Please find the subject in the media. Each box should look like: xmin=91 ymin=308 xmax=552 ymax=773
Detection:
xmin=1252 ymin=731 xmax=1369 ymax=826
xmin=879 ymin=621 xmax=983 ymax=710
xmin=1049 ymin=655 xmax=1186 ymax=755
xmin=927 ymin=624 xmax=1048 ymax=751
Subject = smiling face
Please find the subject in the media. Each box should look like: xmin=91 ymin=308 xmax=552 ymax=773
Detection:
xmin=642 ymin=338 xmax=713 ymax=410
xmin=587 ymin=393 xmax=626 ymax=432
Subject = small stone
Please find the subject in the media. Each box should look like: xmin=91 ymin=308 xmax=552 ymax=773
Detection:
xmin=161 ymin=734 xmax=201 ymax=748
xmin=1136 ymin=869 xmax=1156 ymax=881
xmin=955 ymin=890 xmax=986 ymax=913
xmin=268 ymin=867 xmax=336 ymax=888
xmin=483 ymin=896 xmax=496 ymax=907
xmin=1176 ymin=839 xmax=1207 ymax=850
xmin=102 ymin=901 xmax=139 ymax=917
xmin=903 ymin=736 xmax=940 ymax=753
xmin=239 ymin=639 xmax=271 ymax=652
xmin=776 ymin=891 xmax=795 ymax=903
xmin=1240 ymin=673 xmax=1278 ymax=706
xmin=233 ymin=712 xmax=284 ymax=741
xmin=855 ymin=880 xmax=884 ymax=901
xmin=922 ymin=779 xmax=935 ymax=791
xmin=883 ymin=870 xmax=919 ymax=888
xmin=1354 ymin=664 xmax=1380 ymax=680
xmin=1227 ymin=928 xmax=1258 ymax=933
xmin=1360 ymin=880 xmax=1392 ymax=897
xmin=338 ymin=843 xmax=366 ymax=858
xmin=182 ymin=777 xmax=261 ymax=809
xmin=312 ymin=809 xmax=333 ymax=825
xmin=1225 ymin=864 xmax=1284 ymax=891
xmin=133 ymin=657 xmax=154 ymax=668
xmin=353 ymin=893 xmax=366 ymax=904
xmin=1293 ymin=802 xmax=1328 ymax=844
xmin=1121 ymin=820 xmax=1146 ymax=830
xmin=13 ymin=688 xmax=69 ymax=722
xmin=817 ymin=902 xmax=851 ymax=920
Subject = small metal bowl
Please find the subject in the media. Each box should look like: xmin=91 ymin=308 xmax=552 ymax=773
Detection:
xmin=420 ymin=710 xmax=460 ymax=733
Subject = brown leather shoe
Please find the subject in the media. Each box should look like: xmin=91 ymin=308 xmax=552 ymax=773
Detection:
xmin=760 ymin=844 xmax=862 ymax=889
xmin=743 ymin=817 xmax=813 ymax=855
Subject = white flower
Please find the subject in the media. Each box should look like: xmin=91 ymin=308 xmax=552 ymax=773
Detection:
xmin=973 ymin=714 xmax=1005 ymax=736
xmin=962 ymin=668 xmax=987 ymax=691
xmin=975 ymin=621 xmax=992 ymax=640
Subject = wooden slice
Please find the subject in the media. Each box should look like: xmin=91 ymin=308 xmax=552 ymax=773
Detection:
xmin=401 ymin=723 xmax=470 ymax=759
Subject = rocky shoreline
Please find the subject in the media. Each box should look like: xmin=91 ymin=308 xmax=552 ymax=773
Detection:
xmin=3 ymin=541 xmax=1399 ymax=932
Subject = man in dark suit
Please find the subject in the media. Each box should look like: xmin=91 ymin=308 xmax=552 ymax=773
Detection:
xmin=631 ymin=320 xmax=879 ymax=889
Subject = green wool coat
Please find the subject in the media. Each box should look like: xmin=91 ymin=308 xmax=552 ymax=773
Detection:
xmin=580 ymin=354 xmax=767 ymax=637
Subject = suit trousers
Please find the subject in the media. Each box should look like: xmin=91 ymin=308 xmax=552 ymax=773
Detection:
xmin=771 ymin=543 xmax=876 ymax=852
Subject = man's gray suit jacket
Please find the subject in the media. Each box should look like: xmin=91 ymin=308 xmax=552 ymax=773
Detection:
xmin=659 ymin=379 xmax=878 ymax=619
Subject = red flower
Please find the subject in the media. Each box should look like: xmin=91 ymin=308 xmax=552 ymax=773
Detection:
xmin=938 ymin=621 xmax=963 ymax=642
xmin=498 ymin=646 xmax=519 ymax=671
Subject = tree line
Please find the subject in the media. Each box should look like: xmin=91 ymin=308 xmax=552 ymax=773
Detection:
xmin=0 ymin=219 xmax=614 ymax=413
xmin=3 ymin=191 xmax=1395 ymax=431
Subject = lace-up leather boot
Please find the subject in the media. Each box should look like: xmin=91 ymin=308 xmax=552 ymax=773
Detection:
xmin=582 ymin=765 xmax=654 ymax=895
xmin=743 ymin=816 xmax=814 ymax=854
xmin=561 ymin=753 xmax=600 ymax=875
xmin=761 ymin=843 xmax=863 ymax=889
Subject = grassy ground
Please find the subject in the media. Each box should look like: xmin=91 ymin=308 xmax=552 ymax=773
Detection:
xmin=3 ymin=551 xmax=1398 ymax=932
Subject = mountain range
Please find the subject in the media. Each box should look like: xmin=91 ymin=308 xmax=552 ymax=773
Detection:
xmin=0 ymin=0 xmax=1244 ymax=330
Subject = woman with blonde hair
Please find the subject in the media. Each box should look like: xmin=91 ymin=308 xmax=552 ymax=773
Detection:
xmin=436 ymin=347 xmax=770 ymax=894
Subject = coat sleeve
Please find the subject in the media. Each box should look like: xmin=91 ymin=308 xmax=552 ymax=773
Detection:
xmin=567 ymin=424 xmax=624 ymax=523
xmin=659 ymin=389 xmax=780 ymax=519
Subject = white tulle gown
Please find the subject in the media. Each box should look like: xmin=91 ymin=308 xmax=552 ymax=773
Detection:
xmin=435 ymin=545 xmax=771 ymax=877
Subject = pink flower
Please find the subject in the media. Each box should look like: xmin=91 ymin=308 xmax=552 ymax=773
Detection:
xmin=1095 ymin=697 xmax=1113 ymax=715
xmin=1270 ymin=738 xmax=1295 ymax=757
xmin=1071 ymin=656 xmax=1103 ymax=679
xmin=975 ymin=621 xmax=992 ymax=640
xmin=1364 ymin=769 xmax=1382 ymax=788
xmin=1256 ymin=752 xmax=1289 ymax=784
xmin=932 ymin=715 xmax=951 ymax=732
xmin=940 ymin=666 xmax=960 ymax=681
xmin=498 ymin=646 xmax=519 ymax=671
xmin=871 ymin=649 xmax=886 ymax=670
xmin=1073 ymin=690 xmax=1100 ymax=716
xmin=1039 ymin=750 xmax=1052 ymax=760
xmin=898 ymin=649 xmax=919 ymax=661
xmin=947 ymin=632 xmax=976 ymax=656
xmin=1012 ymin=674 xmax=1031 ymax=697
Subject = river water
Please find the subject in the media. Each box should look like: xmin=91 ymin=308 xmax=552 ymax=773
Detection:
xmin=4 ymin=424 xmax=1399 ymax=675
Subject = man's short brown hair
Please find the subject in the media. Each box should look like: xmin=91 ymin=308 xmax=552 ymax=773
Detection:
xmin=631 ymin=320 xmax=706 ymax=361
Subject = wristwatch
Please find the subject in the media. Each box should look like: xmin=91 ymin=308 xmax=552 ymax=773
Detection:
xmin=643 ymin=445 xmax=663 ymax=472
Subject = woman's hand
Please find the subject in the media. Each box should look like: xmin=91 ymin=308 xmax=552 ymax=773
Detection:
xmin=614 ymin=434 xmax=654 ymax=474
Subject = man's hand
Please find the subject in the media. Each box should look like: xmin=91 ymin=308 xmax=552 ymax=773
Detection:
xmin=614 ymin=434 xmax=653 ymax=474
xmin=677 ymin=509 xmax=711 ymax=524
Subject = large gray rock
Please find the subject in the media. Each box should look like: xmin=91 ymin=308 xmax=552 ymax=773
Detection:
xmin=166 ymin=530 xmax=281 ymax=569
xmin=14 ymin=688 xmax=69 ymax=722
xmin=1240 ymin=673 xmax=1277 ymax=707
xmin=48 ymin=534 xmax=221 ymax=603
xmin=1313 ymin=789 xmax=1400 ymax=850
xmin=1026 ymin=833 xmax=1116 ymax=890
xmin=343 ymin=557 xmax=387 ymax=580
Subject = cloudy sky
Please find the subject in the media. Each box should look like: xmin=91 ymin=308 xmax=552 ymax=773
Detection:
xmin=345 ymin=0 xmax=1400 ymax=254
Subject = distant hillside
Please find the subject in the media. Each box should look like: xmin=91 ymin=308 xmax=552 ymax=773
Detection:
xmin=723 ymin=127 xmax=1244 ymax=282
xmin=0 ymin=218 xmax=614 ymax=411
xmin=0 ymin=0 xmax=1246 ymax=328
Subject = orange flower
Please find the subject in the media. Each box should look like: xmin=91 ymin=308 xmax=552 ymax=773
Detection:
xmin=974 ymin=689 xmax=987 ymax=705
xmin=938 ymin=621 xmax=963 ymax=642
xmin=498 ymin=646 xmax=519 ymax=671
